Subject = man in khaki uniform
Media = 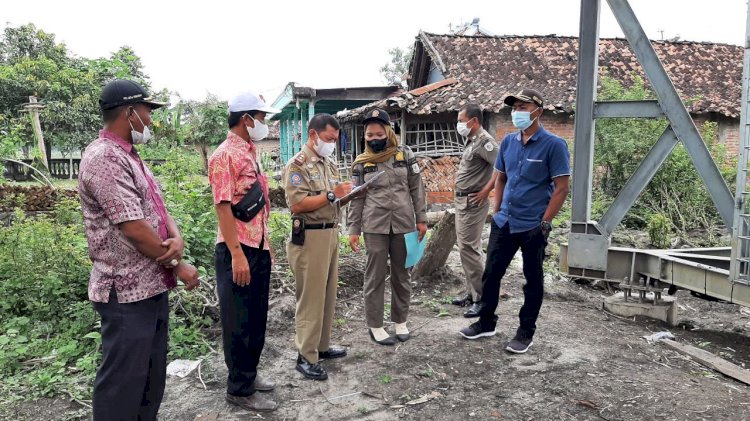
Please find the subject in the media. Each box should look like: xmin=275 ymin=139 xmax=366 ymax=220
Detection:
xmin=283 ymin=113 xmax=352 ymax=381
xmin=453 ymin=104 xmax=499 ymax=318
xmin=348 ymin=109 xmax=427 ymax=345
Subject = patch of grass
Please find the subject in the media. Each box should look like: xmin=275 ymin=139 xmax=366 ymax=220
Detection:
xmin=356 ymin=406 xmax=370 ymax=414
xmin=354 ymin=351 xmax=367 ymax=359
xmin=423 ymin=298 xmax=449 ymax=316
xmin=334 ymin=318 xmax=347 ymax=326
xmin=384 ymin=303 xmax=391 ymax=319
xmin=419 ymin=366 xmax=434 ymax=378
xmin=379 ymin=374 xmax=392 ymax=384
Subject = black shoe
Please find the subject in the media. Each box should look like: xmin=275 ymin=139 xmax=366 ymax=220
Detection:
xmin=505 ymin=336 xmax=533 ymax=354
xmin=452 ymin=293 xmax=472 ymax=306
xmin=369 ymin=329 xmax=397 ymax=346
xmin=463 ymin=302 xmax=483 ymax=318
xmin=459 ymin=321 xmax=496 ymax=340
xmin=396 ymin=332 xmax=410 ymax=342
xmin=319 ymin=345 xmax=347 ymax=359
xmin=296 ymin=354 xmax=328 ymax=380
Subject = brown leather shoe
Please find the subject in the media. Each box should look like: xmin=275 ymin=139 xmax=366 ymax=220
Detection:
xmin=254 ymin=375 xmax=276 ymax=392
xmin=226 ymin=393 xmax=278 ymax=412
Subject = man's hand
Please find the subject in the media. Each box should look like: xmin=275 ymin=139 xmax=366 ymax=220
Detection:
xmin=333 ymin=181 xmax=353 ymax=198
xmin=468 ymin=188 xmax=491 ymax=206
xmin=417 ymin=222 xmax=428 ymax=242
xmin=231 ymin=250 xmax=251 ymax=286
xmin=349 ymin=234 xmax=361 ymax=253
xmin=174 ymin=262 xmax=200 ymax=291
xmin=156 ymin=237 xmax=184 ymax=267
xmin=540 ymin=221 xmax=552 ymax=239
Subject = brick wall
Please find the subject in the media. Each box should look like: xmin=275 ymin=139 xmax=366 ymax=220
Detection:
xmin=486 ymin=110 xmax=739 ymax=158
xmin=695 ymin=114 xmax=740 ymax=157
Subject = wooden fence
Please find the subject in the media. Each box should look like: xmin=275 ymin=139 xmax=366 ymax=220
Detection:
xmin=3 ymin=159 xmax=166 ymax=181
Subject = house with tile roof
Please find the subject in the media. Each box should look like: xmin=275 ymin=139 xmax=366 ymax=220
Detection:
xmin=337 ymin=31 xmax=743 ymax=204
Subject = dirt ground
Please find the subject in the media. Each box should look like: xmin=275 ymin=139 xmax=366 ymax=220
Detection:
xmin=7 ymin=229 xmax=750 ymax=421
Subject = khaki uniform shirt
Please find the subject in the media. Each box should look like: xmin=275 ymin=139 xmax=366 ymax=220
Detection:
xmin=455 ymin=128 xmax=499 ymax=193
xmin=283 ymin=145 xmax=341 ymax=224
xmin=348 ymin=146 xmax=427 ymax=235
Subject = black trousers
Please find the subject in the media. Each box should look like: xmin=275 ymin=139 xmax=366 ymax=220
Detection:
xmin=478 ymin=221 xmax=547 ymax=340
xmin=215 ymin=242 xmax=271 ymax=397
xmin=92 ymin=288 xmax=169 ymax=421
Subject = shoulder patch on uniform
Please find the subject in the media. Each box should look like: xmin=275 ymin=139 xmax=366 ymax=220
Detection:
xmin=484 ymin=142 xmax=495 ymax=152
xmin=293 ymin=153 xmax=306 ymax=166
xmin=411 ymin=162 xmax=421 ymax=174
xmin=290 ymin=172 xmax=302 ymax=186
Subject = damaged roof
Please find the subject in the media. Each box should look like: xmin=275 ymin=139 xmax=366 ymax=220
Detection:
xmin=339 ymin=33 xmax=743 ymax=121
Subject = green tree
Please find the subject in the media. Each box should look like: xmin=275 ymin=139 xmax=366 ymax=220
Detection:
xmin=0 ymin=24 xmax=152 ymax=159
xmin=379 ymin=46 xmax=413 ymax=88
xmin=594 ymin=75 xmax=735 ymax=234
xmin=184 ymin=94 xmax=227 ymax=172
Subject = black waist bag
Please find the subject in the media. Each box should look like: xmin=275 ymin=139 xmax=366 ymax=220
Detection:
xmin=231 ymin=182 xmax=266 ymax=222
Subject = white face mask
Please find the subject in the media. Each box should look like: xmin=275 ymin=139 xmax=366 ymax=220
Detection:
xmin=128 ymin=108 xmax=153 ymax=144
xmin=314 ymin=134 xmax=336 ymax=158
xmin=246 ymin=116 xmax=269 ymax=141
xmin=456 ymin=121 xmax=471 ymax=137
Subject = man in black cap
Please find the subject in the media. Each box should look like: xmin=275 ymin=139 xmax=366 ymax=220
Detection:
xmin=459 ymin=88 xmax=570 ymax=354
xmin=79 ymin=79 xmax=200 ymax=420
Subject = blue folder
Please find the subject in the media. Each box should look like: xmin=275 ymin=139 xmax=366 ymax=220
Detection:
xmin=404 ymin=231 xmax=427 ymax=268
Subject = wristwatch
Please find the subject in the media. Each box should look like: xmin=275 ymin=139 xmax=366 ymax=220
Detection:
xmin=326 ymin=191 xmax=336 ymax=203
xmin=541 ymin=220 xmax=552 ymax=236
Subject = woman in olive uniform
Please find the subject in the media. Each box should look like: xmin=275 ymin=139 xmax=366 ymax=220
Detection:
xmin=347 ymin=108 xmax=427 ymax=345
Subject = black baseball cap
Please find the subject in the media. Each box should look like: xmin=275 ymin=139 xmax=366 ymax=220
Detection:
xmin=99 ymin=79 xmax=167 ymax=111
xmin=504 ymin=88 xmax=544 ymax=108
xmin=362 ymin=108 xmax=391 ymax=126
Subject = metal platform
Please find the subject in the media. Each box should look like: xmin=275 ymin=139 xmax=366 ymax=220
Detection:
xmin=561 ymin=0 xmax=750 ymax=307
xmin=560 ymin=245 xmax=750 ymax=308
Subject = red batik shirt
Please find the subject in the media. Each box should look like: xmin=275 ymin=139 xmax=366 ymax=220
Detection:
xmin=208 ymin=131 xmax=270 ymax=250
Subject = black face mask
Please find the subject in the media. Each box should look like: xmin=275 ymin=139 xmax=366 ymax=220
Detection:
xmin=369 ymin=138 xmax=387 ymax=152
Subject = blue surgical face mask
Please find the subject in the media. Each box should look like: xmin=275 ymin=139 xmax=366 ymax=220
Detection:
xmin=511 ymin=107 xmax=539 ymax=131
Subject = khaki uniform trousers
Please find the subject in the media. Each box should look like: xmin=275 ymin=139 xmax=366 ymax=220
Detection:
xmin=455 ymin=197 xmax=491 ymax=302
xmin=287 ymin=228 xmax=339 ymax=364
xmin=363 ymin=232 xmax=411 ymax=328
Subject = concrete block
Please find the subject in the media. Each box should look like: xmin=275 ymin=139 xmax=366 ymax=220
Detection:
xmin=603 ymin=292 xmax=677 ymax=326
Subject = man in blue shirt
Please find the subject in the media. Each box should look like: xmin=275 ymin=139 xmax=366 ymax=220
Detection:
xmin=459 ymin=89 xmax=570 ymax=354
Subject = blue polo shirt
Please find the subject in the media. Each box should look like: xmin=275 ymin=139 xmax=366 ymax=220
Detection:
xmin=493 ymin=125 xmax=570 ymax=233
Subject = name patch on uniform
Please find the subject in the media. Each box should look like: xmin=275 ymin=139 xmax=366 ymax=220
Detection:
xmin=290 ymin=172 xmax=302 ymax=186
xmin=484 ymin=142 xmax=495 ymax=152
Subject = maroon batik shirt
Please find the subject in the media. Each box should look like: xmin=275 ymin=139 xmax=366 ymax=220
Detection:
xmin=78 ymin=129 xmax=176 ymax=303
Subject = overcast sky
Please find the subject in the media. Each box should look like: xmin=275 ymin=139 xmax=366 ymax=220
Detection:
xmin=4 ymin=0 xmax=747 ymax=103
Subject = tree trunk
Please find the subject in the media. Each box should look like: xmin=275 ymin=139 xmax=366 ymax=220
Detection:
xmin=199 ymin=145 xmax=209 ymax=174
xmin=412 ymin=211 xmax=457 ymax=281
